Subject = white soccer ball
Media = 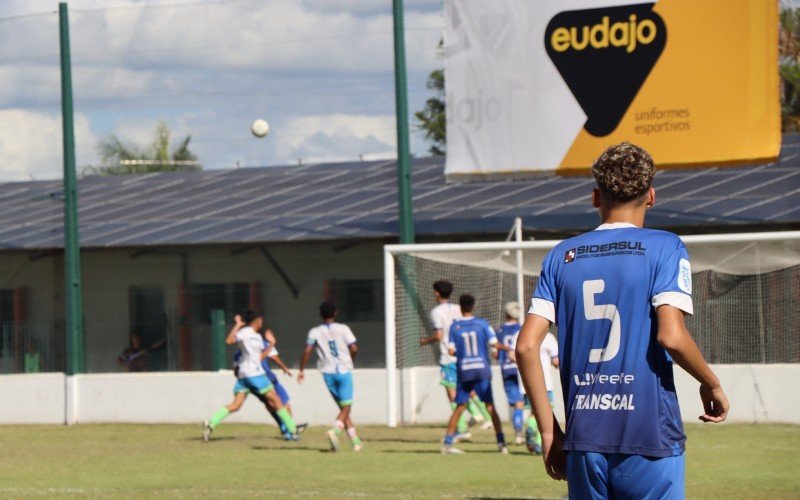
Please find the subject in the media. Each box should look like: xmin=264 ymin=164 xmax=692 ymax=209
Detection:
xmin=251 ymin=119 xmax=270 ymax=138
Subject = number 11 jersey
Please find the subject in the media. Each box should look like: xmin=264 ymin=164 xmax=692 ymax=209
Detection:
xmin=530 ymin=222 xmax=693 ymax=458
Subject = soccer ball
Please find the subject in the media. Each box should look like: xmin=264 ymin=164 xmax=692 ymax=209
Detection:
xmin=251 ymin=119 xmax=270 ymax=138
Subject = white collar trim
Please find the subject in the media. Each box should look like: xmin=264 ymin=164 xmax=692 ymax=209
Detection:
xmin=595 ymin=222 xmax=639 ymax=231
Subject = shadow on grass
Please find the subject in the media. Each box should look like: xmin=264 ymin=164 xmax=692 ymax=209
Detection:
xmin=251 ymin=445 xmax=331 ymax=453
xmin=183 ymin=436 xmax=236 ymax=442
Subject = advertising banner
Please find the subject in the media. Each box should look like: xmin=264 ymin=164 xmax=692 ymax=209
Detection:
xmin=444 ymin=0 xmax=780 ymax=179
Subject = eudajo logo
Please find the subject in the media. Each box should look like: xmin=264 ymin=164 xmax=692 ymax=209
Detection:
xmin=545 ymin=3 xmax=667 ymax=137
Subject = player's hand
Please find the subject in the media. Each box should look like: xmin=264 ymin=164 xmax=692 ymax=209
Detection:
xmin=699 ymin=384 xmax=729 ymax=423
xmin=508 ymin=350 xmax=517 ymax=363
xmin=541 ymin=428 xmax=567 ymax=481
xmin=234 ymin=314 xmax=244 ymax=327
xmin=297 ymin=371 xmax=305 ymax=384
xmin=284 ymin=369 xmax=292 ymax=377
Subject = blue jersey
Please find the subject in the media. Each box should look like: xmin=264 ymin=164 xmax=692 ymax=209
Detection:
xmin=496 ymin=322 xmax=521 ymax=379
xmin=531 ymin=223 xmax=693 ymax=458
xmin=448 ymin=317 xmax=498 ymax=382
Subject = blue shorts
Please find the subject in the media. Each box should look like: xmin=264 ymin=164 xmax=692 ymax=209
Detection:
xmin=265 ymin=371 xmax=290 ymax=404
xmin=323 ymin=372 xmax=354 ymax=407
xmin=440 ymin=363 xmax=457 ymax=388
xmin=503 ymin=376 xmax=523 ymax=405
xmin=567 ymin=451 xmax=685 ymax=500
xmin=233 ymin=374 xmax=273 ymax=396
xmin=455 ymin=378 xmax=492 ymax=405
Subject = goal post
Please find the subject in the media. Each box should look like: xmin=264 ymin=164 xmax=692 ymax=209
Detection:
xmin=384 ymin=231 xmax=800 ymax=427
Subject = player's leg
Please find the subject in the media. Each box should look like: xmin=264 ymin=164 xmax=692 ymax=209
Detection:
xmin=477 ymin=380 xmax=507 ymax=453
xmin=335 ymin=373 xmax=362 ymax=451
xmin=253 ymin=376 xmax=298 ymax=437
xmin=323 ymin=373 xmax=350 ymax=452
xmin=608 ymin=453 xmax=685 ymax=499
xmin=441 ymin=364 xmax=470 ymax=435
xmin=566 ymin=451 xmax=611 ymax=500
xmin=503 ymin=377 xmax=525 ymax=444
xmin=204 ymin=387 xmax=247 ymax=442
xmin=442 ymin=382 xmax=471 ymax=454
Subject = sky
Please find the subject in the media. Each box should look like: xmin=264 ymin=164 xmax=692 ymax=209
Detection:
xmin=0 ymin=0 xmax=444 ymax=181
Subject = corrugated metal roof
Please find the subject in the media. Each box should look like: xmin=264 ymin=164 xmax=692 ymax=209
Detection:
xmin=1 ymin=138 xmax=799 ymax=249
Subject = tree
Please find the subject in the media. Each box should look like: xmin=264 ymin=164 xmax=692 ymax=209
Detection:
xmin=781 ymin=5 xmax=800 ymax=132
xmin=415 ymin=40 xmax=446 ymax=156
xmin=87 ymin=120 xmax=200 ymax=176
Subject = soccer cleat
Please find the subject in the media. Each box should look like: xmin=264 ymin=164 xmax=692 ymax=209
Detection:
xmin=480 ymin=420 xmax=494 ymax=430
xmin=453 ymin=431 xmax=472 ymax=443
xmin=514 ymin=432 xmax=525 ymax=446
xmin=326 ymin=430 xmax=340 ymax=452
xmin=441 ymin=445 xmax=465 ymax=454
xmin=499 ymin=444 xmax=509 ymax=454
xmin=467 ymin=415 xmax=485 ymax=427
xmin=296 ymin=423 xmax=309 ymax=435
xmin=202 ymin=421 xmax=212 ymax=443
xmin=353 ymin=443 xmax=363 ymax=452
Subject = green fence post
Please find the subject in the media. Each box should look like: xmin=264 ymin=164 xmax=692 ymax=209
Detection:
xmin=210 ymin=310 xmax=226 ymax=371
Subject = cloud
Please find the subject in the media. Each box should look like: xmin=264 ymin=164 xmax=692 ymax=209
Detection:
xmin=0 ymin=109 xmax=96 ymax=180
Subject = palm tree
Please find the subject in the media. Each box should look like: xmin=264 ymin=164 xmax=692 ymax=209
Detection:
xmin=88 ymin=121 xmax=200 ymax=176
xmin=415 ymin=40 xmax=446 ymax=156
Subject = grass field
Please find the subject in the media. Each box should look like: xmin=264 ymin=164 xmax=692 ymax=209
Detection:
xmin=0 ymin=423 xmax=797 ymax=498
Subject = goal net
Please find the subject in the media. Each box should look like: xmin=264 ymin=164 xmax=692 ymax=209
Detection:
xmin=383 ymin=231 xmax=800 ymax=426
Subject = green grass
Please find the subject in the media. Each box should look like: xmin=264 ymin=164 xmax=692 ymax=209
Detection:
xmin=0 ymin=423 xmax=797 ymax=498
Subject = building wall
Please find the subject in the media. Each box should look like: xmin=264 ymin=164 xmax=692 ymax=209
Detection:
xmin=0 ymin=240 xmax=387 ymax=373
xmin=0 ymin=365 xmax=796 ymax=425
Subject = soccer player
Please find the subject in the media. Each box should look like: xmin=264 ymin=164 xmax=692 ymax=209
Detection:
xmin=516 ymin=142 xmax=729 ymax=498
xmin=203 ymin=311 xmax=299 ymax=442
xmin=419 ymin=280 xmax=490 ymax=438
xmin=441 ymin=294 xmax=510 ymax=455
xmin=298 ymin=301 xmax=363 ymax=452
xmin=258 ymin=330 xmax=307 ymax=440
xmin=523 ymin=330 xmax=559 ymax=455
xmin=496 ymin=301 xmax=526 ymax=444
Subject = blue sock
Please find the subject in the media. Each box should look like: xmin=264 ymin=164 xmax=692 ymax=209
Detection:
xmin=444 ymin=433 xmax=456 ymax=445
xmin=496 ymin=432 xmax=506 ymax=445
xmin=512 ymin=408 xmax=524 ymax=432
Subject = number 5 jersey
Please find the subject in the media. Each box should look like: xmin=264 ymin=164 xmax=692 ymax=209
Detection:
xmin=530 ymin=222 xmax=693 ymax=458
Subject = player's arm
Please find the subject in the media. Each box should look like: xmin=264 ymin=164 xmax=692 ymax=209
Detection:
xmin=264 ymin=329 xmax=277 ymax=346
xmin=348 ymin=342 xmax=358 ymax=360
xmin=225 ymin=314 xmax=244 ymax=345
xmin=419 ymin=328 xmax=443 ymax=346
xmin=516 ymin=313 xmax=566 ymax=481
xmin=656 ymin=305 xmax=729 ymax=423
xmin=269 ymin=353 xmax=292 ymax=376
xmin=297 ymin=344 xmax=313 ymax=383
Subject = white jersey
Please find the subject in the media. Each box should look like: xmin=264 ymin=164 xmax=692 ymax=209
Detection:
xmin=306 ymin=322 xmax=357 ymax=374
xmin=520 ymin=332 xmax=559 ymax=394
xmin=431 ymin=302 xmax=462 ymax=365
xmin=235 ymin=326 xmax=266 ymax=378
xmin=540 ymin=332 xmax=559 ymax=391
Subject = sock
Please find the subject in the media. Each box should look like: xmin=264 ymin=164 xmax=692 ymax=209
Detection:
xmin=451 ymin=403 xmax=468 ymax=433
xmin=275 ymin=407 xmax=297 ymax=434
xmin=444 ymin=433 xmax=455 ymax=446
xmin=331 ymin=419 xmax=345 ymax=436
xmin=208 ymin=407 xmax=230 ymax=429
xmin=268 ymin=410 xmax=288 ymax=434
xmin=347 ymin=427 xmax=362 ymax=446
xmin=474 ymin=397 xmax=492 ymax=421
xmin=466 ymin=399 xmax=481 ymax=418
xmin=527 ymin=416 xmax=538 ymax=431
xmin=496 ymin=432 xmax=506 ymax=445
xmin=512 ymin=408 xmax=524 ymax=432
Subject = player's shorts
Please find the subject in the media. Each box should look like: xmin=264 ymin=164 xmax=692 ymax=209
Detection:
xmin=323 ymin=372 xmax=354 ymax=407
xmin=503 ymin=376 xmax=523 ymax=405
xmin=566 ymin=451 xmax=685 ymax=500
xmin=524 ymin=390 xmax=555 ymax=409
xmin=439 ymin=363 xmax=457 ymax=388
xmin=455 ymin=378 xmax=492 ymax=405
xmin=265 ymin=370 xmax=290 ymax=404
xmin=233 ymin=374 xmax=274 ymax=396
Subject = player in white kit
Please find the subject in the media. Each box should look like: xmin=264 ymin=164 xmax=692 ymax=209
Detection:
xmin=299 ymin=301 xmax=363 ymax=452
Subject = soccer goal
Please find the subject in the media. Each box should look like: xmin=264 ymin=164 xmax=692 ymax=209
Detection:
xmin=383 ymin=231 xmax=800 ymax=427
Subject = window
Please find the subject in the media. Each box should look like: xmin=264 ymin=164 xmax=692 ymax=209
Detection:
xmin=327 ymin=279 xmax=384 ymax=322
xmin=190 ymin=283 xmax=250 ymax=325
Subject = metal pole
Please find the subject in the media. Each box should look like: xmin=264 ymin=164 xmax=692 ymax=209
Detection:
xmin=59 ymin=2 xmax=84 ymax=375
xmin=384 ymin=249 xmax=398 ymax=427
xmin=393 ymin=0 xmax=415 ymax=244
xmin=210 ymin=309 xmax=226 ymax=371
xmin=514 ymin=217 xmax=525 ymax=313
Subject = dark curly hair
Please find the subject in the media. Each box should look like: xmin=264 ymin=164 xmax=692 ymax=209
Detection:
xmin=591 ymin=142 xmax=655 ymax=202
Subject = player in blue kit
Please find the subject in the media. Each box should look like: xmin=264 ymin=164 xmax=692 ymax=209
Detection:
xmin=441 ymin=294 xmax=511 ymax=455
xmin=495 ymin=301 xmax=527 ymax=445
xmin=516 ymin=142 xmax=729 ymax=498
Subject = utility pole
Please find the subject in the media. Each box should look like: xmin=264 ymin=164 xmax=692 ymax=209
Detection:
xmin=59 ymin=2 xmax=84 ymax=375
xmin=393 ymin=0 xmax=415 ymax=243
